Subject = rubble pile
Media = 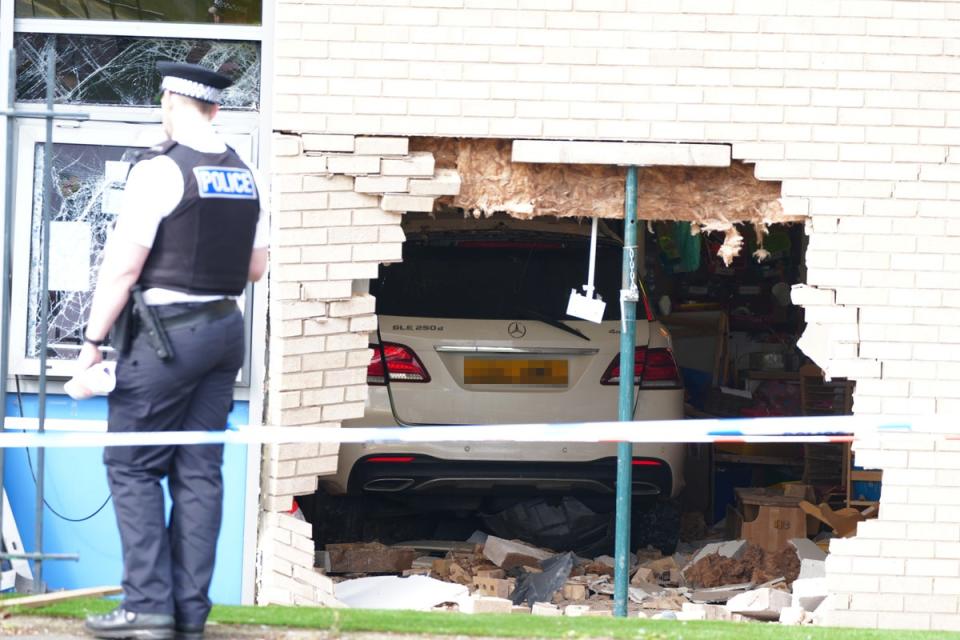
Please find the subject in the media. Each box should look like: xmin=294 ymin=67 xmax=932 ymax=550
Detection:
xmin=683 ymin=543 xmax=800 ymax=588
xmin=319 ymin=532 xmax=832 ymax=624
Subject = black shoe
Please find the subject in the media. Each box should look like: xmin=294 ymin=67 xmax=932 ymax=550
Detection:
xmin=84 ymin=606 xmax=175 ymax=640
xmin=175 ymin=624 xmax=204 ymax=640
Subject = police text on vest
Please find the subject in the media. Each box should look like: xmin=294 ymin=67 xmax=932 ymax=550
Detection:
xmin=193 ymin=167 xmax=258 ymax=200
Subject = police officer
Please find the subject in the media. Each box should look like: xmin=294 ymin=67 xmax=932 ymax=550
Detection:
xmin=79 ymin=62 xmax=268 ymax=640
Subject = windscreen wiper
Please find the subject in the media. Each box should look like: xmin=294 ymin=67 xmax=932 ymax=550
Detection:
xmin=518 ymin=308 xmax=591 ymax=342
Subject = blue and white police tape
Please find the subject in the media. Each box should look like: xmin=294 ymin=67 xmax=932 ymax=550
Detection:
xmin=0 ymin=414 xmax=917 ymax=449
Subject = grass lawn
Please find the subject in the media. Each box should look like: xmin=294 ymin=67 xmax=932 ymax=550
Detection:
xmin=5 ymin=597 xmax=960 ymax=640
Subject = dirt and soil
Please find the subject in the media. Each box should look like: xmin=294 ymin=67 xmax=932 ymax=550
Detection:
xmin=683 ymin=543 xmax=801 ymax=589
xmin=1 ymin=615 xmax=336 ymax=639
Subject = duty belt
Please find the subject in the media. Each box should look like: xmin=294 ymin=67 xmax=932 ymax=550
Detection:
xmin=161 ymin=299 xmax=237 ymax=331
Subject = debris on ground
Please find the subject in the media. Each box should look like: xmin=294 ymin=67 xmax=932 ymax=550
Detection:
xmin=510 ymin=552 xmax=575 ymax=606
xmin=318 ymin=502 xmax=847 ymax=625
xmin=726 ymin=587 xmax=793 ymax=621
xmin=324 ymin=542 xmax=418 ymax=574
xmin=683 ymin=542 xmax=800 ymax=588
xmin=334 ymin=574 xmax=468 ymax=610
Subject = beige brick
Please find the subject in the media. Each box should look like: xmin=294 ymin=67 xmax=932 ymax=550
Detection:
xmin=322 ymin=402 xmax=366 ymax=421
xmin=345 ymin=384 xmax=369 ymax=401
xmin=408 ymin=169 xmax=462 ymax=196
xmin=278 ymin=371 xmax=326 ymax=392
xmin=352 ymin=209 xmax=404 ymax=225
xmin=295 ymin=455 xmax=339 ymax=477
xmin=302 ymin=351 xmax=349 ymax=371
xmin=381 ymin=152 xmax=435 ymax=176
xmin=329 ymin=227 xmax=379 ymax=244
xmin=301 ymin=281 xmax=354 ymax=300
xmin=302 ymin=134 xmax=355 ymax=153
xmin=302 ymin=386 xmax=346 ymax=407
xmin=303 ymin=318 xmax=351 ymax=336
xmin=327 ymin=155 xmax=381 ymax=175
xmin=877 ymin=612 xmax=931 ymax=631
xmin=329 ymin=191 xmax=381 ymax=210
xmin=262 ymin=495 xmax=294 ymax=512
xmin=355 ymin=176 xmax=410 ymax=193
xmin=353 ymin=242 xmax=404 ymax=262
xmin=279 ymin=407 xmax=322 ymax=426
xmin=380 ymin=194 xmax=435 ymax=212
xmin=328 ymin=262 xmax=382 ymax=280
xmin=354 ymin=137 xmax=409 ymax=155
xmin=265 ymin=475 xmax=318 ymax=498
xmin=301 ymin=245 xmax=353 ymax=263
xmin=303 ymin=175 xmax=355 ymax=192
xmin=323 ymin=368 xmax=368 ymax=386
xmin=329 ymin=294 xmax=377 ymax=318
xmin=274 ymin=136 xmax=302 ymax=156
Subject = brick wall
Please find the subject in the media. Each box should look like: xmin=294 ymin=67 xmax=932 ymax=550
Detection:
xmin=825 ymin=432 xmax=960 ymax=631
xmin=272 ymin=0 xmax=960 ymax=415
xmin=260 ymin=132 xmax=454 ymax=604
xmin=264 ymin=0 xmax=960 ymax=623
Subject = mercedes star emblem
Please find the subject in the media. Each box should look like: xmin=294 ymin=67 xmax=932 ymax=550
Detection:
xmin=507 ymin=321 xmax=527 ymax=338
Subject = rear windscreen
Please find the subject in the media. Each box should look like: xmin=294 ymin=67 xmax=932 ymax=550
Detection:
xmin=372 ymin=237 xmax=627 ymax=321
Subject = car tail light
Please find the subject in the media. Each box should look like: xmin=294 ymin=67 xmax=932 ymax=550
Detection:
xmin=367 ymin=343 xmax=431 ymax=385
xmin=600 ymin=347 xmax=681 ymax=388
xmin=632 ymin=458 xmax=663 ymax=467
xmin=365 ymin=456 xmax=416 ymax=463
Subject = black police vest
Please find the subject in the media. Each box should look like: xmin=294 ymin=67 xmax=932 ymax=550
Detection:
xmin=137 ymin=141 xmax=260 ymax=296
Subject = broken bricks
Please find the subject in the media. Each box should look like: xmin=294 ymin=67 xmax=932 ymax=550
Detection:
xmin=473 ymin=575 xmax=514 ymax=599
xmin=325 ymin=542 xmax=418 ymax=574
xmin=482 ymin=535 xmax=552 ymax=570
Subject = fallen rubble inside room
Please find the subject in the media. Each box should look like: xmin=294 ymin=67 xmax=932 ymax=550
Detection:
xmin=319 ymin=530 xmax=837 ymax=623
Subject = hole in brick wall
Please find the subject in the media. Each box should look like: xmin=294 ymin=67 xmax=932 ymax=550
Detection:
xmin=292 ymin=148 xmax=864 ymax=599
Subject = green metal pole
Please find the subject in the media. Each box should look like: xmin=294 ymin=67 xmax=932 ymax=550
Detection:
xmin=614 ymin=166 xmax=639 ymax=617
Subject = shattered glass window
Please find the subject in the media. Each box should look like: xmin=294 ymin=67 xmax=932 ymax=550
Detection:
xmin=27 ymin=142 xmax=139 ymax=359
xmin=15 ymin=0 xmax=261 ymax=24
xmin=15 ymin=34 xmax=260 ymax=109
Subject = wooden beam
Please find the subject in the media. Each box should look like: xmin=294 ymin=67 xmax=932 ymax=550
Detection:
xmin=0 ymin=585 xmax=121 ymax=610
xmin=511 ymin=140 xmax=731 ymax=167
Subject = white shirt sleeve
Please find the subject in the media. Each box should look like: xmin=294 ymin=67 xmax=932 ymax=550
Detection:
xmin=112 ymin=156 xmax=183 ymax=248
xmin=250 ymin=165 xmax=269 ymax=249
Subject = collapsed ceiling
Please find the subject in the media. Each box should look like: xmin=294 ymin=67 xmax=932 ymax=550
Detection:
xmin=410 ymin=138 xmax=800 ymax=264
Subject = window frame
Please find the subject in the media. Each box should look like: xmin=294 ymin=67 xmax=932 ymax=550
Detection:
xmin=10 ymin=115 xmax=259 ymax=382
xmin=6 ymin=7 xmax=268 ymax=389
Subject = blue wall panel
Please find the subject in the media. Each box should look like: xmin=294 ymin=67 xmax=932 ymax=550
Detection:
xmin=3 ymin=394 xmax=248 ymax=604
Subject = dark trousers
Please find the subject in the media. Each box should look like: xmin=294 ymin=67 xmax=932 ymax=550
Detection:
xmin=104 ymin=304 xmax=244 ymax=627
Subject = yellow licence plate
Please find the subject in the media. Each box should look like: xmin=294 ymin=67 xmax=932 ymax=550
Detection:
xmin=464 ymin=359 xmax=568 ymax=385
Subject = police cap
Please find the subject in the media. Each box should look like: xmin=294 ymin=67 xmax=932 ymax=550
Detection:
xmin=157 ymin=61 xmax=233 ymax=104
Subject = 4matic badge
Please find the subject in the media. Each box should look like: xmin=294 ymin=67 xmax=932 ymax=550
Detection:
xmin=507 ymin=321 xmax=527 ymax=338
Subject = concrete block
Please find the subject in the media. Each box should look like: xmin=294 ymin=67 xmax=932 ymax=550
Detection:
xmin=483 ymin=536 xmax=552 ymax=569
xmin=726 ymin=588 xmax=792 ymax=621
xmin=564 ymin=605 xmax=591 ymax=617
xmin=461 ymin=596 xmax=513 ymax=614
xmin=800 ymin=558 xmax=826 ymax=580
xmin=690 ymin=539 xmax=748 ymax=566
xmin=677 ymin=602 xmax=733 ymax=621
xmin=789 ymin=538 xmax=828 ymax=563
xmin=408 ymin=169 xmax=462 ymax=196
xmin=511 ymin=140 xmax=731 ymax=167
xmin=779 ymin=606 xmax=813 ymax=625
xmin=532 ymin=602 xmax=562 ymax=616
xmin=792 ymin=578 xmax=828 ymax=612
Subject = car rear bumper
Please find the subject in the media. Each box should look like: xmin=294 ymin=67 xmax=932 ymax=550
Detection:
xmin=346 ymin=454 xmax=673 ymax=498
